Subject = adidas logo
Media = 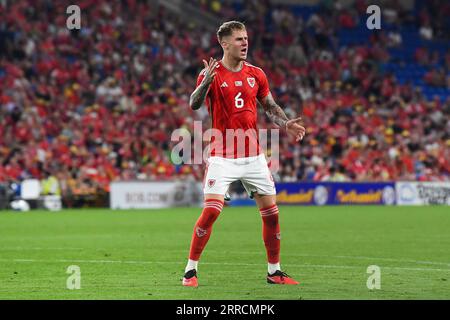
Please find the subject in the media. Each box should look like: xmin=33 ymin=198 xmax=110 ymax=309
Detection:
xmin=220 ymin=82 xmax=228 ymax=88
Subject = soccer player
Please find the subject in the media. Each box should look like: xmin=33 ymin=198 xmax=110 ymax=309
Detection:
xmin=183 ymin=21 xmax=306 ymax=287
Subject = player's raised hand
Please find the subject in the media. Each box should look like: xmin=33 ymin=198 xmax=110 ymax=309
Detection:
xmin=286 ymin=117 xmax=306 ymax=142
xmin=202 ymin=58 xmax=218 ymax=85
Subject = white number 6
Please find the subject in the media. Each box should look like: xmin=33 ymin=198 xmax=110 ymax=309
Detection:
xmin=235 ymin=92 xmax=244 ymax=108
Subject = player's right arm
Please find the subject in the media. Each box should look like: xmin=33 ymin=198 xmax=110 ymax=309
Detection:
xmin=189 ymin=58 xmax=218 ymax=110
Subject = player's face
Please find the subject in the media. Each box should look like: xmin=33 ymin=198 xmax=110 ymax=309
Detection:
xmin=223 ymin=29 xmax=248 ymax=61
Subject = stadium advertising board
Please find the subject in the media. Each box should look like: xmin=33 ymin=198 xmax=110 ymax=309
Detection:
xmin=110 ymin=181 xmax=203 ymax=209
xmin=332 ymin=182 xmax=396 ymax=205
xmin=396 ymin=182 xmax=450 ymax=205
xmin=110 ymin=182 xmax=450 ymax=208
xmin=276 ymin=182 xmax=396 ymax=206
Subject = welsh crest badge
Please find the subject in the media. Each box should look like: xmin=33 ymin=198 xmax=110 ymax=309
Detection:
xmin=208 ymin=179 xmax=216 ymax=188
xmin=247 ymin=77 xmax=255 ymax=88
xmin=196 ymin=226 xmax=207 ymax=237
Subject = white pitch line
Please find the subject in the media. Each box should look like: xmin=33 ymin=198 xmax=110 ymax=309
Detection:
xmin=171 ymin=250 xmax=450 ymax=268
xmin=3 ymin=246 xmax=448 ymax=268
xmin=236 ymin=252 xmax=450 ymax=268
xmin=0 ymin=258 xmax=449 ymax=273
xmin=314 ymin=254 xmax=450 ymax=267
xmin=0 ymin=247 xmax=84 ymax=251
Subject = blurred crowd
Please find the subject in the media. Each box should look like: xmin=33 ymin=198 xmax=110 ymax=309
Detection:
xmin=0 ymin=0 xmax=449 ymax=204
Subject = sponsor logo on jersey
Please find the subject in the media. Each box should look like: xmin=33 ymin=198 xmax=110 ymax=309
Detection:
xmin=208 ymin=179 xmax=216 ymax=188
xmin=247 ymin=77 xmax=255 ymax=88
xmin=235 ymin=81 xmax=242 ymax=86
xmin=220 ymin=82 xmax=228 ymax=88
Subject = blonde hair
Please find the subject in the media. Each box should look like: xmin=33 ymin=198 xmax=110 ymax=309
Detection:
xmin=217 ymin=21 xmax=246 ymax=42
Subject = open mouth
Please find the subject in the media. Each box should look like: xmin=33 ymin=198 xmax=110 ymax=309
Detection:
xmin=241 ymin=48 xmax=247 ymax=54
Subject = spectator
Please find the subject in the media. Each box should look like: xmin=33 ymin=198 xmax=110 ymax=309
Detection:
xmin=0 ymin=0 xmax=448 ymax=199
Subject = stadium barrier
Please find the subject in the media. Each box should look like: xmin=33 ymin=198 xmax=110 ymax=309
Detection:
xmin=0 ymin=179 xmax=108 ymax=211
xmin=0 ymin=183 xmax=10 ymax=210
xmin=109 ymin=180 xmax=203 ymax=209
xmin=228 ymin=182 xmax=450 ymax=207
xmin=2 ymin=181 xmax=449 ymax=210
xmin=396 ymin=182 xmax=450 ymax=205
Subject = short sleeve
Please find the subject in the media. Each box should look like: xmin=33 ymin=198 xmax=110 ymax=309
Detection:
xmin=256 ymin=69 xmax=270 ymax=101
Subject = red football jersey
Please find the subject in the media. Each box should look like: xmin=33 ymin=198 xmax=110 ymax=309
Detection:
xmin=196 ymin=60 xmax=270 ymax=158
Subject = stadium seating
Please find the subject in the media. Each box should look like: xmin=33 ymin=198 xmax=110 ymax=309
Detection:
xmin=0 ymin=0 xmax=448 ymax=206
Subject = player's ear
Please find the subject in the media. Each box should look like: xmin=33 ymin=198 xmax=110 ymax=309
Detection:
xmin=218 ymin=39 xmax=226 ymax=50
xmin=218 ymin=36 xmax=228 ymax=50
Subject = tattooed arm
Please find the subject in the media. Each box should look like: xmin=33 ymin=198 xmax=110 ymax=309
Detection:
xmin=258 ymin=92 xmax=289 ymax=129
xmin=190 ymin=79 xmax=211 ymax=110
xmin=259 ymin=92 xmax=306 ymax=142
xmin=189 ymin=58 xmax=218 ymax=110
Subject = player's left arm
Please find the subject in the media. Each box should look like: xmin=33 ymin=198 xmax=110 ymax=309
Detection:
xmin=258 ymin=93 xmax=306 ymax=142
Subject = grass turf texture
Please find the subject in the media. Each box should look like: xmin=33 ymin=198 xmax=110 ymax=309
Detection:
xmin=0 ymin=206 xmax=449 ymax=300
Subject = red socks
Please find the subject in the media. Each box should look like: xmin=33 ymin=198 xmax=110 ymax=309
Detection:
xmin=188 ymin=199 xmax=224 ymax=261
xmin=260 ymin=204 xmax=280 ymax=264
xmin=188 ymin=200 xmax=280 ymax=265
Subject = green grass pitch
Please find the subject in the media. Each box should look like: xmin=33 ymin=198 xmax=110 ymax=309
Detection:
xmin=0 ymin=206 xmax=449 ymax=300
